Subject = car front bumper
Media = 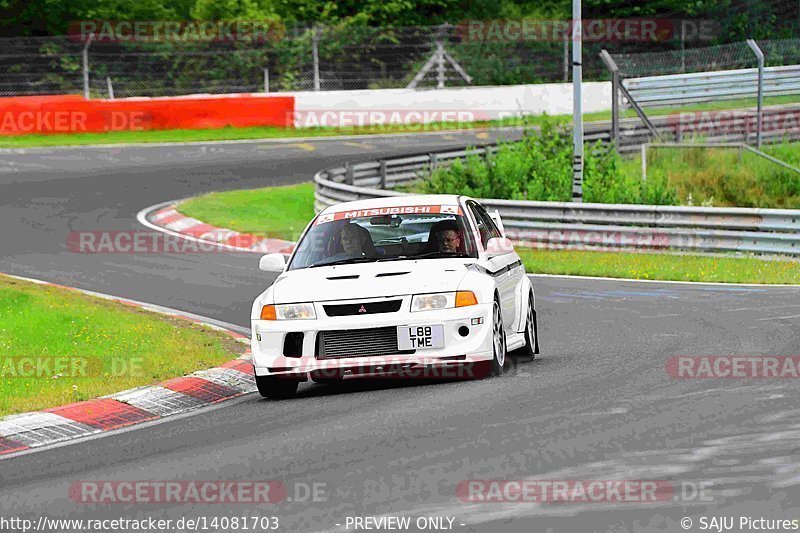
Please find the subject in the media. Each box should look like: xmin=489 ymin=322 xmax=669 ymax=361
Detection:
xmin=251 ymin=300 xmax=494 ymax=379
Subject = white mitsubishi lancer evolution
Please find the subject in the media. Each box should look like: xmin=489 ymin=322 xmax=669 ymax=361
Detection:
xmin=250 ymin=194 xmax=539 ymax=398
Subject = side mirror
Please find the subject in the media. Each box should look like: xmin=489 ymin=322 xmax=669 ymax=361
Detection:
xmin=485 ymin=237 xmax=514 ymax=258
xmin=259 ymin=253 xmax=286 ymax=273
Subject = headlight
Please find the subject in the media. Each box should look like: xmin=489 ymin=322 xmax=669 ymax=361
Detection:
xmin=410 ymin=291 xmax=478 ymax=312
xmin=260 ymin=303 xmax=316 ymax=320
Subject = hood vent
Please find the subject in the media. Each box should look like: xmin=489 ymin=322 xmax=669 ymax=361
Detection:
xmin=375 ymin=272 xmax=410 ymax=277
xmin=327 ymin=275 xmax=360 ymax=280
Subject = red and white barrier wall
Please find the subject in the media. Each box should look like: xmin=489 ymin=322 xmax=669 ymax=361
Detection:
xmin=0 ymin=93 xmax=294 ymax=136
xmin=291 ymin=82 xmax=613 ymax=128
xmin=0 ymin=81 xmax=611 ymax=136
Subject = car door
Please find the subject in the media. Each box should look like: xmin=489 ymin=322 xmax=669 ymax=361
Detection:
xmin=467 ymin=201 xmax=520 ymax=332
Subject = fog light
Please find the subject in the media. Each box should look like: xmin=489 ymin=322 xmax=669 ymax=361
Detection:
xmin=458 ymin=326 xmax=470 ymax=337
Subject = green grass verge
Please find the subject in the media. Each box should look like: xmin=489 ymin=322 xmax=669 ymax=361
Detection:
xmin=0 ymin=122 xmax=506 ymax=149
xmin=179 ymin=182 xmax=316 ymax=241
xmin=177 ymin=182 xmax=799 ymax=285
xmin=518 ymin=249 xmax=800 ymax=284
xmin=0 ymin=275 xmax=242 ymax=416
xmin=619 ymin=141 xmax=800 ymax=208
xmin=2 ymin=93 xmax=799 ymax=149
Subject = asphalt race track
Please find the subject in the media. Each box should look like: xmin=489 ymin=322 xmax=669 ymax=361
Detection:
xmin=1 ymin=130 xmax=799 ymax=532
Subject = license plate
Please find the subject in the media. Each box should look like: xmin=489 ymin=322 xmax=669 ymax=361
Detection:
xmin=397 ymin=325 xmax=444 ymax=350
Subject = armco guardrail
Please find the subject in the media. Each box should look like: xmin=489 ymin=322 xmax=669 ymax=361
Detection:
xmin=601 ymin=104 xmax=800 ymax=151
xmin=314 ymin=145 xmax=800 ymax=256
xmin=623 ymin=65 xmax=800 ymax=108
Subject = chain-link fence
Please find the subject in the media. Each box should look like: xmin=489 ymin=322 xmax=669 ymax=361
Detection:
xmin=0 ymin=23 xmax=729 ymax=98
xmin=611 ymin=38 xmax=800 ymax=78
xmin=0 ymin=36 xmax=84 ymax=96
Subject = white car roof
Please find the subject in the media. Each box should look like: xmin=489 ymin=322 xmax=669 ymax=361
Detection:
xmin=320 ymin=194 xmax=468 ymax=214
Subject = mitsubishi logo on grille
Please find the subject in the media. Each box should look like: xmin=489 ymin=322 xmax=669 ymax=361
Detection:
xmin=358 ymin=305 xmax=367 ymax=313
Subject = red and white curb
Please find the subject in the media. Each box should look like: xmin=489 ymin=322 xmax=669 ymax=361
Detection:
xmin=0 ymin=274 xmax=256 ymax=458
xmin=138 ymin=200 xmax=295 ymax=254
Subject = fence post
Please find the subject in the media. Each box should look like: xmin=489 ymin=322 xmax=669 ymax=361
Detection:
xmin=429 ymin=153 xmax=438 ymax=172
xmin=264 ymin=67 xmax=270 ymax=93
xmin=436 ymin=42 xmax=446 ymax=89
xmin=345 ymin=162 xmax=354 ymax=185
xmin=312 ymin=26 xmax=321 ymax=91
xmin=641 ymin=143 xmax=647 ymax=182
xmin=599 ymin=50 xmax=620 ymax=149
xmin=82 ymin=33 xmax=94 ymax=99
xmin=563 ymin=31 xmax=569 ymax=82
xmin=106 ymin=76 xmax=114 ymax=99
xmin=379 ymin=160 xmax=387 ymax=188
xmin=680 ymin=20 xmax=686 ymax=73
xmin=746 ymin=39 xmax=765 ymax=149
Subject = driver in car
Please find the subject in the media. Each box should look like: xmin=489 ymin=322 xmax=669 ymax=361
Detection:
xmin=430 ymin=220 xmax=463 ymax=253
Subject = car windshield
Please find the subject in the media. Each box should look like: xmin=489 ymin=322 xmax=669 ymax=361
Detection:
xmin=288 ymin=207 xmax=477 ymax=271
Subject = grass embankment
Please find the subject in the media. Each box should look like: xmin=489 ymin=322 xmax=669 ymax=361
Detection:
xmin=0 ymin=275 xmax=242 ymax=416
xmin=176 ymin=182 xmax=800 ymax=285
xmin=623 ymin=143 xmax=800 ymax=208
xmin=179 ymin=182 xmax=316 ymax=241
xmin=1 ymin=94 xmax=798 ymax=149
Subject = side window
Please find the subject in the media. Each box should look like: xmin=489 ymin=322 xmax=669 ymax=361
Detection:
xmin=468 ymin=202 xmax=500 ymax=248
xmin=476 ymin=204 xmax=502 ymax=241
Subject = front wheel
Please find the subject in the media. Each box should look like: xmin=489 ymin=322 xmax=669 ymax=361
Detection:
xmin=475 ymin=298 xmax=507 ymax=378
xmin=256 ymin=375 xmax=299 ymax=399
xmin=516 ymin=293 xmax=538 ymax=361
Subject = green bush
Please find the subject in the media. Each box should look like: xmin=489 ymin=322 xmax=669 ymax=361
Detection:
xmin=415 ymin=122 xmax=800 ymax=208
xmin=417 ymin=119 xmax=679 ymax=205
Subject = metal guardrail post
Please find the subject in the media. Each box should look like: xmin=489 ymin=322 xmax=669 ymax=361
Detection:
xmin=106 ymin=76 xmax=114 ymax=99
xmin=572 ymin=1 xmax=584 ymax=204
xmin=746 ymin=39 xmax=765 ymax=149
xmin=345 ymin=162 xmax=354 ymax=185
xmin=379 ymin=160 xmax=387 ymax=188
xmin=264 ymin=67 xmax=270 ymax=93
xmin=599 ymin=50 xmax=620 ymax=148
xmin=82 ymin=33 xmax=94 ymax=99
xmin=312 ymin=26 xmax=321 ymax=91
xmin=430 ymin=153 xmax=438 ymax=171
xmin=619 ymin=82 xmax=659 ymax=138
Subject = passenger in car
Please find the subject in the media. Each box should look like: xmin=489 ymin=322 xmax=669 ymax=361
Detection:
xmin=334 ymin=223 xmax=378 ymax=259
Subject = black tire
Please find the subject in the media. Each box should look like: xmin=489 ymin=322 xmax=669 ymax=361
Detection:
xmin=473 ymin=298 xmax=510 ymax=379
xmin=479 ymin=298 xmax=507 ymax=377
xmin=255 ymin=375 xmax=299 ymax=399
xmin=310 ymin=369 xmax=345 ymax=384
xmin=516 ymin=293 xmax=538 ymax=361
